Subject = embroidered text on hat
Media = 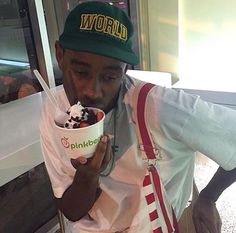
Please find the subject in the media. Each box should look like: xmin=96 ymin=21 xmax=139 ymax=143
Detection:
xmin=80 ymin=14 xmax=128 ymax=41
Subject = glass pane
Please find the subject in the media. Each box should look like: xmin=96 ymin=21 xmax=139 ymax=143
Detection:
xmin=178 ymin=0 xmax=236 ymax=92
xmin=147 ymin=0 xmax=178 ymax=74
xmin=0 ymin=0 xmax=41 ymax=104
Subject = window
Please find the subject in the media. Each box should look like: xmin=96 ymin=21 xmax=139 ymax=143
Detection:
xmin=0 ymin=0 xmax=41 ymax=104
xmin=177 ymin=0 xmax=236 ymax=92
xmin=141 ymin=0 xmax=236 ymax=94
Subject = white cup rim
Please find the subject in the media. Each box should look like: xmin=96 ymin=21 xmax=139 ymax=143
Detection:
xmin=54 ymin=107 xmax=105 ymax=131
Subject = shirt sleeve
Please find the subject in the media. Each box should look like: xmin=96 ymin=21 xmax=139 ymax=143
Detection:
xmin=148 ymin=86 xmax=236 ymax=171
xmin=39 ymin=100 xmax=75 ymax=198
xmin=180 ymin=96 xmax=236 ymax=170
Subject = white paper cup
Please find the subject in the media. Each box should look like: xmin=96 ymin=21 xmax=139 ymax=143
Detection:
xmin=54 ymin=107 xmax=105 ymax=159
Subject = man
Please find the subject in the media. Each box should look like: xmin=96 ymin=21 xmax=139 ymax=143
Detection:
xmin=40 ymin=1 xmax=236 ymax=232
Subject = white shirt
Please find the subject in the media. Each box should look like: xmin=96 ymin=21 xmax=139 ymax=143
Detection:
xmin=40 ymin=76 xmax=236 ymax=233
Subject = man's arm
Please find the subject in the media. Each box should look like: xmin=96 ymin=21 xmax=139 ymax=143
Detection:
xmin=55 ymin=135 xmax=111 ymax=222
xmin=55 ymin=170 xmax=101 ymax=222
xmin=198 ymin=166 xmax=236 ymax=201
xmin=193 ymin=166 xmax=236 ymax=233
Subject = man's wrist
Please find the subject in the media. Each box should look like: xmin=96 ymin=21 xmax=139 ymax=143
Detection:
xmin=74 ymin=170 xmax=100 ymax=187
xmin=199 ymin=188 xmax=218 ymax=202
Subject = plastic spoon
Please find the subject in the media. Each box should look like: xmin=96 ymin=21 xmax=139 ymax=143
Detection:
xmin=33 ymin=69 xmax=68 ymax=125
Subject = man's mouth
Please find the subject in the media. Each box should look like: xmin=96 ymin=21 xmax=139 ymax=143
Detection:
xmin=79 ymin=99 xmax=104 ymax=110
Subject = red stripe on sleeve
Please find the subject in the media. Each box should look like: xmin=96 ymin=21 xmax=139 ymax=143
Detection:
xmin=143 ymin=174 xmax=151 ymax=186
xmin=149 ymin=209 xmax=159 ymax=221
xmin=153 ymin=227 xmax=163 ymax=233
xmin=137 ymin=83 xmax=156 ymax=159
xmin=151 ymin=169 xmax=174 ymax=233
xmin=145 ymin=192 xmax=155 ymax=204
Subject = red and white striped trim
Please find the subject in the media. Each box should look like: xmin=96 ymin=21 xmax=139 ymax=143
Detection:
xmin=136 ymin=82 xmax=179 ymax=233
xmin=143 ymin=170 xmax=175 ymax=233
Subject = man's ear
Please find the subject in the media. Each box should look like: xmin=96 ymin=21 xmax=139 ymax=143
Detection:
xmin=55 ymin=41 xmax=64 ymax=70
xmin=124 ymin=64 xmax=128 ymax=73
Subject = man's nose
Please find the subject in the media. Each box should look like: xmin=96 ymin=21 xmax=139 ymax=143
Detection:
xmin=83 ymin=77 xmax=102 ymax=99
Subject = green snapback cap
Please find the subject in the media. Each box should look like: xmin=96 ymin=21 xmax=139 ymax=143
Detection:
xmin=59 ymin=1 xmax=139 ymax=65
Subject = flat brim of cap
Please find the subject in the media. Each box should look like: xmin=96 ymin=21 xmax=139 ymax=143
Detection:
xmin=59 ymin=34 xmax=139 ymax=65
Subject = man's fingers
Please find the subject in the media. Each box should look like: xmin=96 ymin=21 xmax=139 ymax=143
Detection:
xmin=102 ymin=136 xmax=112 ymax=165
xmin=91 ymin=135 xmax=109 ymax=169
xmin=70 ymin=135 xmax=111 ymax=174
xmin=71 ymin=158 xmax=82 ymax=169
xmin=193 ymin=215 xmax=208 ymax=233
xmin=217 ymin=219 xmax=222 ymax=233
xmin=194 ymin=221 xmax=209 ymax=233
xmin=193 ymin=217 xmax=203 ymax=233
xmin=193 ymin=216 xmax=219 ymax=233
xmin=205 ymin=223 xmax=218 ymax=233
xmin=205 ymin=218 xmax=221 ymax=233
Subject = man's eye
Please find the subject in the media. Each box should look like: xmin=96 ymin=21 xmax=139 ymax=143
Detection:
xmin=103 ymin=73 xmax=120 ymax=81
xmin=74 ymin=70 xmax=88 ymax=76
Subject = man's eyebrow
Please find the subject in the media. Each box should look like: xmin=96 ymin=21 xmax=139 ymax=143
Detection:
xmin=70 ymin=59 xmax=90 ymax=67
xmin=70 ymin=60 xmax=123 ymax=71
xmin=104 ymin=65 xmax=123 ymax=71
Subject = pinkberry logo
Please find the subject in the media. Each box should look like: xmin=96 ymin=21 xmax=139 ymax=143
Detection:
xmin=61 ymin=137 xmax=70 ymax=148
xmin=61 ymin=136 xmax=100 ymax=150
xmin=70 ymin=137 xmax=99 ymax=150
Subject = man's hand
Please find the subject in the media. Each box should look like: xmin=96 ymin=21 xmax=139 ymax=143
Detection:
xmin=192 ymin=195 xmax=222 ymax=233
xmin=56 ymin=135 xmax=112 ymax=221
xmin=71 ymin=135 xmax=112 ymax=178
xmin=192 ymin=166 xmax=236 ymax=233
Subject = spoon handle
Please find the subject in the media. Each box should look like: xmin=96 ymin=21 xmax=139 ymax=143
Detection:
xmin=33 ymin=69 xmax=58 ymax=107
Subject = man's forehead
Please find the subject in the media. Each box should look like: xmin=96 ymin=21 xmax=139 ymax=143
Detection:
xmin=66 ymin=51 xmax=126 ymax=69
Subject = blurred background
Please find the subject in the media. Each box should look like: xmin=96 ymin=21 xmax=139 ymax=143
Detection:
xmin=0 ymin=1 xmax=235 ymax=232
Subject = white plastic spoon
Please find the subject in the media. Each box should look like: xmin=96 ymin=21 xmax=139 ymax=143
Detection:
xmin=33 ymin=69 xmax=68 ymax=125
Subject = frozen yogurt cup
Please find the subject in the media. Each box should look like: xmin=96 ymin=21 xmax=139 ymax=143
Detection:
xmin=54 ymin=106 xmax=105 ymax=160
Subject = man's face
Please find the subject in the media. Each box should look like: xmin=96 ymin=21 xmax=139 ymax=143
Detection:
xmin=55 ymin=43 xmax=127 ymax=113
